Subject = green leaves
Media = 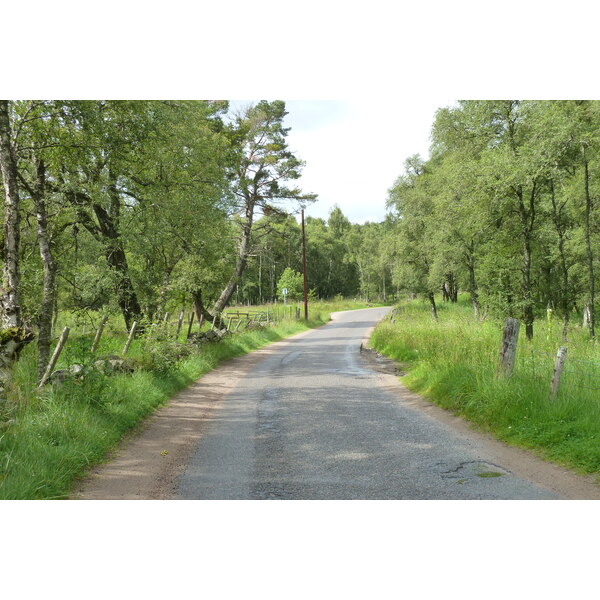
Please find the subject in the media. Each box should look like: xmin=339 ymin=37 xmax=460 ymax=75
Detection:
xmin=277 ymin=267 xmax=304 ymax=301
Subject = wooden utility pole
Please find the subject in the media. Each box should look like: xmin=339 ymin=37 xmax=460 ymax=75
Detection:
xmin=301 ymin=208 xmax=308 ymax=320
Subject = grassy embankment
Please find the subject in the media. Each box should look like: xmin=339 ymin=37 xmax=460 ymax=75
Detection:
xmin=0 ymin=299 xmax=380 ymax=499
xmin=370 ymin=296 xmax=600 ymax=476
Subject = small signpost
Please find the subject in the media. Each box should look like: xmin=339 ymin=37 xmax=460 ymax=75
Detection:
xmin=282 ymin=287 xmax=288 ymax=305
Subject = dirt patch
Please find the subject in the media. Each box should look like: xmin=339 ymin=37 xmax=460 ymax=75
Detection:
xmin=359 ymin=344 xmax=407 ymax=376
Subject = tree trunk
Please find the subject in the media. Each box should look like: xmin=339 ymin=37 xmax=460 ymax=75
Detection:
xmin=428 ymin=292 xmax=438 ymax=320
xmin=102 ymin=233 xmax=143 ymax=330
xmin=445 ymin=272 xmax=458 ymax=302
xmin=549 ymin=180 xmax=570 ymax=340
xmin=192 ymin=288 xmax=224 ymax=330
xmin=451 ymin=279 xmax=458 ymax=303
xmin=517 ymin=185 xmax=536 ymax=340
xmin=522 ymin=235 xmax=534 ymax=340
xmin=584 ymin=157 xmax=595 ymax=338
xmin=212 ymin=199 xmax=255 ymax=315
xmin=32 ymin=158 xmax=57 ymax=382
xmin=466 ymin=246 xmax=480 ymax=318
xmin=0 ymin=100 xmax=22 ymax=330
xmin=441 ymin=283 xmax=449 ymax=302
xmin=92 ymin=170 xmax=143 ymax=330
xmin=0 ymin=100 xmax=33 ymax=370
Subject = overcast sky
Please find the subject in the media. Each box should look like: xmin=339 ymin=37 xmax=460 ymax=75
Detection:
xmin=233 ymin=99 xmax=456 ymax=225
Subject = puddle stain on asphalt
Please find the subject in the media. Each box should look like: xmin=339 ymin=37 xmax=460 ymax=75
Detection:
xmin=438 ymin=460 xmax=509 ymax=483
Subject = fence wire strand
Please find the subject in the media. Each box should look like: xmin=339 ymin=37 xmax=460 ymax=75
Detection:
xmin=523 ymin=347 xmax=600 ymax=394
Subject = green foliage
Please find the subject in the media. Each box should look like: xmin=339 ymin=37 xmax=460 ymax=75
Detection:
xmin=138 ymin=322 xmax=194 ymax=373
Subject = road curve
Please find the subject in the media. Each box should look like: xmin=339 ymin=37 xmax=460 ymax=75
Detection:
xmin=178 ymin=307 xmax=600 ymax=500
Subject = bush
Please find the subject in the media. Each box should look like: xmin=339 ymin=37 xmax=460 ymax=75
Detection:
xmin=277 ymin=268 xmax=304 ymax=301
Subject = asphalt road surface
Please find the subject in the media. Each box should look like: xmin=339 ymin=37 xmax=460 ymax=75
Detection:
xmin=178 ymin=307 xmax=563 ymax=500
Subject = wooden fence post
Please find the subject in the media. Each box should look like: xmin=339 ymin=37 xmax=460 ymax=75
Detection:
xmin=38 ymin=326 xmax=70 ymax=387
xmin=91 ymin=316 xmax=108 ymax=354
xmin=176 ymin=310 xmax=185 ymax=338
xmin=550 ymin=346 xmax=568 ymax=400
xmin=122 ymin=321 xmax=138 ymax=356
xmin=186 ymin=311 xmax=195 ymax=339
xmin=498 ymin=317 xmax=520 ymax=377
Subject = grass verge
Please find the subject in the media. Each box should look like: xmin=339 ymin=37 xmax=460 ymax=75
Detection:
xmin=370 ymin=296 xmax=600 ymax=477
xmin=0 ymin=299 xmax=379 ymax=499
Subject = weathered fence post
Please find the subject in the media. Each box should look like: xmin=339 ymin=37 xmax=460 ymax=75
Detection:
xmin=211 ymin=314 xmax=217 ymax=330
xmin=498 ymin=317 xmax=520 ymax=377
xmin=163 ymin=312 xmax=169 ymax=323
xmin=91 ymin=315 xmax=108 ymax=354
xmin=234 ymin=319 xmax=242 ymax=332
xmin=122 ymin=321 xmax=138 ymax=356
xmin=176 ymin=311 xmax=185 ymax=338
xmin=38 ymin=326 xmax=70 ymax=387
xmin=186 ymin=311 xmax=195 ymax=339
xmin=227 ymin=316 xmax=233 ymax=331
xmin=550 ymin=346 xmax=568 ymax=400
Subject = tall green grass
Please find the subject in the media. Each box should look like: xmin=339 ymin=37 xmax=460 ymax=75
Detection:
xmin=370 ymin=297 xmax=600 ymax=476
xmin=0 ymin=299 xmax=378 ymax=499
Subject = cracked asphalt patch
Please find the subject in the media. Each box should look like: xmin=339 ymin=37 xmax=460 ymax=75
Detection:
xmin=440 ymin=461 xmax=509 ymax=480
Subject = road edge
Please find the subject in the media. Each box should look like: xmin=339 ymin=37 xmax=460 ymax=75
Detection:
xmin=364 ymin=316 xmax=600 ymax=500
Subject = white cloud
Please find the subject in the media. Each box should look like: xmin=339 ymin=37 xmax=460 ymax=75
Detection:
xmin=284 ymin=99 xmax=455 ymax=224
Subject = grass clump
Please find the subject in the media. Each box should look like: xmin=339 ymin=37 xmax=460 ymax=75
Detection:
xmin=370 ymin=296 xmax=600 ymax=476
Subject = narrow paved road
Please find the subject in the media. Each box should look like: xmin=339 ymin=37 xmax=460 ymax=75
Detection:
xmin=178 ymin=307 xmax=567 ymax=499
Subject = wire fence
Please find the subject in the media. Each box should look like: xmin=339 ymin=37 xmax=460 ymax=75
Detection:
xmin=518 ymin=347 xmax=600 ymax=396
xmin=38 ymin=303 xmax=307 ymax=387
